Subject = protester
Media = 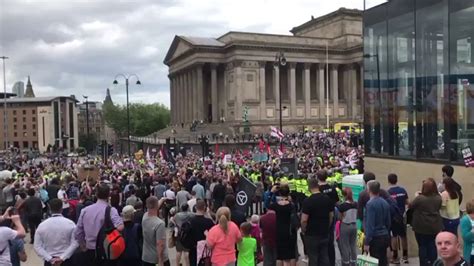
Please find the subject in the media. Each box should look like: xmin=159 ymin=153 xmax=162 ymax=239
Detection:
xmin=440 ymin=177 xmax=461 ymax=235
xmin=439 ymin=165 xmax=463 ymax=205
xmin=363 ymin=180 xmax=391 ymax=266
xmin=237 ymin=222 xmax=257 ymax=266
xmin=34 ymin=198 xmax=78 ymax=266
xmin=212 ymin=179 xmax=226 ymax=212
xmin=20 ymin=188 xmax=43 ymax=244
xmin=336 ymin=187 xmax=358 ymax=266
xmin=410 ymin=178 xmax=443 ymax=266
xmin=125 ymin=187 xmax=142 ymax=207
xmin=386 ymin=173 xmax=409 ymax=264
xmin=176 ymin=186 xmax=191 ymax=210
xmin=9 ymin=235 xmax=26 ymax=266
xmin=207 ymin=206 xmax=242 ymax=266
xmin=142 ymin=196 xmax=169 ymax=266
xmin=188 ymin=199 xmax=214 ymax=266
xmin=301 ymin=178 xmax=333 ymax=266
xmin=75 ymin=184 xmax=124 ymax=266
xmin=270 ymin=185 xmax=298 ymax=266
xmin=57 ymin=184 xmax=70 ymax=218
xmin=460 ymin=199 xmax=474 ymax=264
xmin=433 ymin=231 xmax=467 ymax=266
xmin=119 ymin=205 xmax=142 ymax=266
xmin=0 ymin=207 xmax=26 ymax=266
xmin=173 ymin=203 xmax=194 ymax=266
xmin=260 ymin=206 xmax=277 ymax=266
xmin=224 ymin=194 xmax=246 ymax=227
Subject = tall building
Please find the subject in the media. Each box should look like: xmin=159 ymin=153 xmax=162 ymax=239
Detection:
xmin=164 ymin=8 xmax=363 ymax=133
xmin=0 ymin=96 xmax=79 ymax=152
xmin=363 ymin=0 xmax=474 ymax=205
xmin=24 ymin=76 xmax=35 ymax=98
xmin=77 ymin=89 xmax=116 ymax=143
xmin=12 ymin=82 xmax=24 ymax=98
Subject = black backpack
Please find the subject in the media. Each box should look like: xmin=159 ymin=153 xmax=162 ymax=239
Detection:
xmin=178 ymin=220 xmax=194 ymax=249
xmin=385 ymin=197 xmax=404 ymax=225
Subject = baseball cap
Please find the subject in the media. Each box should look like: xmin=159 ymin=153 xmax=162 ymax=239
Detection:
xmin=122 ymin=205 xmax=135 ymax=221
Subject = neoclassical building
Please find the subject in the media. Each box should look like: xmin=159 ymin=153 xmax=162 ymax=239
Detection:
xmin=164 ymin=8 xmax=363 ymax=133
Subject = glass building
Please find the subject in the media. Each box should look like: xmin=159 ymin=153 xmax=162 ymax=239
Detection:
xmin=363 ymin=0 xmax=474 ymax=163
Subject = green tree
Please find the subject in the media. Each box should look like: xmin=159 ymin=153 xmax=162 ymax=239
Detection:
xmin=103 ymin=102 xmax=170 ymax=137
xmin=79 ymin=133 xmax=98 ymax=152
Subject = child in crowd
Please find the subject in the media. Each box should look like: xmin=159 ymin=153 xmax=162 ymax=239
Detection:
xmin=250 ymin=215 xmax=263 ymax=262
xmin=237 ymin=222 xmax=257 ymax=266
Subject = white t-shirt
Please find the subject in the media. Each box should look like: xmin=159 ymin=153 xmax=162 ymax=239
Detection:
xmin=188 ymin=198 xmax=197 ymax=212
xmin=0 ymin=227 xmax=17 ymax=266
xmin=57 ymin=189 xmax=70 ymax=209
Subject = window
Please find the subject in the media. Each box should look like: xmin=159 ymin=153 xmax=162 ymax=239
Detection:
xmin=23 ymin=141 xmax=28 ymax=148
xmin=13 ymin=110 xmax=16 ymax=115
xmin=13 ymin=118 xmax=16 ymax=122
xmin=32 ymin=124 xmax=36 ymax=130
xmin=32 ymin=117 xmax=36 ymax=122
xmin=32 ymin=110 xmax=36 ymax=115
xmin=13 ymin=125 xmax=16 ymax=130
xmin=14 ymin=132 xmax=17 ymax=137
xmin=33 ymin=132 xmax=36 ymax=137
xmin=22 ymin=117 xmax=26 ymax=122
xmin=23 ymin=125 xmax=26 ymax=130
xmin=22 ymin=110 xmax=26 ymax=115
xmin=23 ymin=132 xmax=27 ymax=137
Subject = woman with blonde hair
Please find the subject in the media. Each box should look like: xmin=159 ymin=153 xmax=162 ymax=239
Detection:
xmin=207 ymin=207 xmax=242 ymax=266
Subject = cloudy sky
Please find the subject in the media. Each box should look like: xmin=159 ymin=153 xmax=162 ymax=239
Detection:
xmin=0 ymin=0 xmax=385 ymax=107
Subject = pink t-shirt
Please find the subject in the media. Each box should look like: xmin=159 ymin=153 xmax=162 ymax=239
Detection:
xmin=207 ymin=221 xmax=242 ymax=266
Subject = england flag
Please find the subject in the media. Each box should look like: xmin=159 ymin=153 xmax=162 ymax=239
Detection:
xmin=270 ymin=126 xmax=284 ymax=140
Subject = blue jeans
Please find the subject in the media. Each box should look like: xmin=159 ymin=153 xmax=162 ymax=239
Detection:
xmin=415 ymin=233 xmax=437 ymax=266
xmin=442 ymin=218 xmax=460 ymax=235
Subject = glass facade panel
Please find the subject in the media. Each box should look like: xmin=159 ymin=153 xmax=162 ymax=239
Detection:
xmin=363 ymin=0 xmax=474 ymax=163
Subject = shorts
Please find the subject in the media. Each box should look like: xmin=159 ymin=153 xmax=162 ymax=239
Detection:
xmin=391 ymin=221 xmax=407 ymax=237
xmin=176 ymin=240 xmax=189 ymax=252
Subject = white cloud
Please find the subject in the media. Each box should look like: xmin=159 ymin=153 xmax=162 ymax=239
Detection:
xmin=0 ymin=0 xmax=387 ymax=108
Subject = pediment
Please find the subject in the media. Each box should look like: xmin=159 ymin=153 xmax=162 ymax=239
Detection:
xmin=164 ymin=36 xmax=193 ymax=65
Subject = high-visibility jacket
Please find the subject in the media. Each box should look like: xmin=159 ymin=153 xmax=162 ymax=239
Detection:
xmin=295 ymin=179 xmax=303 ymax=193
xmin=267 ymin=176 xmax=274 ymax=185
xmin=349 ymin=169 xmax=359 ymax=175
xmin=287 ymin=179 xmax=296 ymax=192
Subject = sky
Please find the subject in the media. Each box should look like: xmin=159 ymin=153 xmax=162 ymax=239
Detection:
xmin=0 ymin=0 xmax=386 ymax=107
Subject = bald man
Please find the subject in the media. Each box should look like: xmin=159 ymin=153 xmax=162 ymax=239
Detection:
xmin=433 ymin=232 xmax=467 ymax=266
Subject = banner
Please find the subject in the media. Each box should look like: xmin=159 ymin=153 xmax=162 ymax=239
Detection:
xmin=280 ymin=158 xmax=297 ymax=177
xmin=462 ymin=146 xmax=474 ymax=167
xmin=252 ymin=152 xmax=268 ymax=162
xmin=234 ymin=177 xmax=257 ymax=214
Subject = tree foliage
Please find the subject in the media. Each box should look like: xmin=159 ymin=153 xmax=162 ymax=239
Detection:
xmin=103 ymin=102 xmax=170 ymax=137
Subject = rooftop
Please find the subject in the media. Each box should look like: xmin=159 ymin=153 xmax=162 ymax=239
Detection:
xmin=4 ymin=96 xmax=78 ymax=103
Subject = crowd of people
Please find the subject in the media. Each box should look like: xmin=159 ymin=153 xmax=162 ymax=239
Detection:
xmin=0 ymin=131 xmax=472 ymax=266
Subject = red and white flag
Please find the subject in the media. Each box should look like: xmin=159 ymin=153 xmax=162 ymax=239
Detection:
xmin=270 ymin=126 xmax=284 ymax=140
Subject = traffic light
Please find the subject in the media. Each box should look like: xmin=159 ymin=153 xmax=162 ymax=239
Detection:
xmin=97 ymin=142 xmax=104 ymax=156
xmin=107 ymin=144 xmax=114 ymax=156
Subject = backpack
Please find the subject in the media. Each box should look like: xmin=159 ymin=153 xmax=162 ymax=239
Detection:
xmin=178 ymin=220 xmax=194 ymax=249
xmin=96 ymin=206 xmax=126 ymax=261
xmin=385 ymin=197 xmax=403 ymax=225
xmin=39 ymin=188 xmax=49 ymax=203
xmin=122 ymin=223 xmax=141 ymax=260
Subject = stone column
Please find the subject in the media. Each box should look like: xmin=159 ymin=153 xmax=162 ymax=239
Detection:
xmin=351 ymin=64 xmax=358 ymax=119
xmin=196 ymin=64 xmax=204 ymax=121
xmin=318 ymin=64 xmax=325 ymax=118
xmin=176 ymin=74 xmax=181 ymax=124
xmin=273 ymin=65 xmax=280 ymax=121
xmin=180 ymin=74 xmax=185 ymax=124
xmin=211 ymin=64 xmax=218 ymax=123
xmin=234 ymin=62 xmax=243 ymax=121
xmin=303 ymin=63 xmax=311 ymax=119
xmin=184 ymin=72 xmax=189 ymax=123
xmin=259 ymin=62 xmax=266 ymax=120
xmin=331 ymin=64 xmax=339 ymax=118
xmin=188 ymin=71 xmax=194 ymax=123
xmin=359 ymin=63 xmax=364 ymax=118
xmin=345 ymin=65 xmax=352 ymax=118
xmin=192 ymin=69 xmax=198 ymax=122
xmin=170 ymin=77 xmax=175 ymax=125
xmin=288 ymin=63 xmax=296 ymax=118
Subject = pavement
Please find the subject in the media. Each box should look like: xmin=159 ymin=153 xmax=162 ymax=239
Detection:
xmin=22 ymin=230 xmax=422 ymax=266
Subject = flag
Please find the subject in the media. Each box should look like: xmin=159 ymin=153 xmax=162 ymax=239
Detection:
xmin=146 ymin=147 xmax=151 ymax=161
xmin=270 ymin=126 xmax=284 ymax=140
xmin=266 ymin=143 xmax=271 ymax=155
xmin=258 ymin=139 xmax=265 ymax=151
xmin=160 ymin=145 xmax=168 ymax=161
xmin=215 ymin=143 xmax=219 ymax=154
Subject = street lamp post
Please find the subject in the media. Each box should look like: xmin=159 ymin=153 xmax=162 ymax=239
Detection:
xmin=1 ymin=56 xmax=8 ymax=150
xmin=113 ymin=74 xmax=141 ymax=157
xmin=274 ymin=52 xmax=287 ymax=150
xmin=83 ymin=95 xmax=90 ymax=151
